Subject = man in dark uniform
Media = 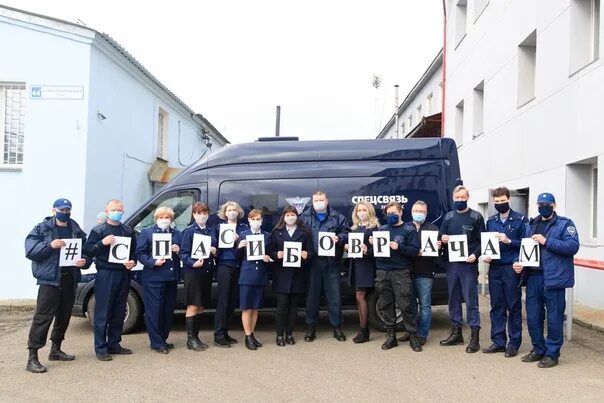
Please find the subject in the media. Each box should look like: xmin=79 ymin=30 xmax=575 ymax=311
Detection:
xmin=513 ymin=192 xmax=579 ymax=368
xmin=24 ymin=198 xmax=90 ymax=373
xmin=483 ymin=187 xmax=527 ymax=357
xmin=85 ymin=199 xmax=137 ymax=361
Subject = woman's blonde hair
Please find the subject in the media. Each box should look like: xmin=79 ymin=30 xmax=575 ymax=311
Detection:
xmin=154 ymin=206 xmax=175 ymax=220
xmin=351 ymin=201 xmax=379 ymax=230
xmin=218 ymin=201 xmax=244 ymax=220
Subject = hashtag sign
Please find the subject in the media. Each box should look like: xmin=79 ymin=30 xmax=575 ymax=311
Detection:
xmin=59 ymin=238 xmax=82 ymax=267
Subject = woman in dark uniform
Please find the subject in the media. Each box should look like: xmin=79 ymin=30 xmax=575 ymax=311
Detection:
xmin=237 ymin=209 xmax=271 ymax=350
xmin=268 ymin=206 xmax=313 ymax=347
xmin=346 ymin=201 xmax=379 ymax=343
xmin=179 ymin=202 xmax=216 ymax=352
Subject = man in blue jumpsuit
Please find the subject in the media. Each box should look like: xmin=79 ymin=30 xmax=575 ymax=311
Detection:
xmin=513 ymin=192 xmax=579 ymax=368
xmin=483 ymin=187 xmax=527 ymax=358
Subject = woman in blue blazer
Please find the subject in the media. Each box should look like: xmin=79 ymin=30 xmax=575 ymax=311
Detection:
xmin=135 ymin=207 xmax=181 ymax=354
xmin=268 ymin=206 xmax=313 ymax=347
xmin=237 ymin=209 xmax=271 ymax=350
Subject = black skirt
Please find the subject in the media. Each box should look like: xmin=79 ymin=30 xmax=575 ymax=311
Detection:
xmin=184 ymin=270 xmax=213 ymax=307
xmin=239 ymin=285 xmax=264 ymax=310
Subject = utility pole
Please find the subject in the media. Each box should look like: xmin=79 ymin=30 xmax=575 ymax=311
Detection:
xmin=275 ymin=105 xmax=281 ymax=137
xmin=394 ymin=84 xmax=400 ymax=138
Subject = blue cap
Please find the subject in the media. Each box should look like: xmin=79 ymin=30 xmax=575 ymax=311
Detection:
xmin=53 ymin=198 xmax=72 ymax=209
xmin=537 ymin=193 xmax=555 ymax=204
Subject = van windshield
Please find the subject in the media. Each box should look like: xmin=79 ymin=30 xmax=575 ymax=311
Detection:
xmin=131 ymin=190 xmax=198 ymax=233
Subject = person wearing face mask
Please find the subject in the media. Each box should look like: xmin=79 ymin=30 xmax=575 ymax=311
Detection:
xmin=135 ymin=207 xmax=182 ymax=354
xmin=24 ymin=198 xmax=90 ymax=373
xmin=345 ymin=201 xmax=379 ymax=343
xmin=179 ymin=202 xmax=217 ymax=351
xmin=513 ymin=193 xmax=579 ymax=368
xmin=482 ymin=187 xmax=527 ymax=358
xmin=439 ymin=185 xmax=485 ymax=353
xmin=236 ymin=209 xmax=271 ymax=350
xmin=405 ymin=200 xmax=440 ymax=346
xmin=213 ymin=201 xmax=248 ymax=347
xmin=85 ymin=199 xmax=137 ymax=361
xmin=269 ymin=206 xmax=313 ymax=346
xmin=300 ymin=191 xmax=349 ymax=342
xmin=373 ymin=202 xmax=421 ymax=351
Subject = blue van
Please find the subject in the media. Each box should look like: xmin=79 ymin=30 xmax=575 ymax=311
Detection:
xmin=73 ymin=137 xmax=460 ymax=333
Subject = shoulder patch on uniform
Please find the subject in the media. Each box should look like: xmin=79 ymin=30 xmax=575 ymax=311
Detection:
xmin=567 ymin=226 xmax=577 ymax=236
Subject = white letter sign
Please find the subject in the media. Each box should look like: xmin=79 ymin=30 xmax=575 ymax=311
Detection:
xmin=152 ymin=233 xmax=172 ymax=260
xmin=447 ymin=234 xmax=469 ymax=262
xmin=283 ymin=241 xmax=302 ymax=268
xmin=347 ymin=233 xmax=365 ymax=259
xmin=218 ymin=223 xmax=237 ymax=248
xmin=108 ymin=236 xmax=132 ymax=263
xmin=420 ymin=231 xmax=439 ymax=257
xmin=481 ymin=232 xmax=501 ymax=260
xmin=246 ymin=234 xmax=265 ymax=261
xmin=191 ymin=234 xmax=211 ymax=260
xmin=59 ymin=238 xmax=82 ymax=267
xmin=318 ymin=232 xmax=336 ymax=257
xmin=372 ymin=231 xmax=391 ymax=258
xmin=518 ymin=238 xmax=540 ymax=267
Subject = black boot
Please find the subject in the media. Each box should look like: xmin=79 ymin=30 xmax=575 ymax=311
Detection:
xmin=466 ymin=327 xmax=480 ymax=353
xmin=186 ymin=317 xmax=204 ymax=351
xmin=26 ymin=348 xmax=47 ymax=373
xmin=353 ymin=327 xmax=370 ymax=344
xmin=251 ymin=333 xmax=263 ymax=348
xmin=409 ymin=333 xmax=422 ymax=352
xmin=245 ymin=335 xmax=257 ymax=350
xmin=304 ymin=327 xmax=316 ymax=342
xmin=333 ymin=327 xmax=346 ymax=342
xmin=194 ymin=315 xmax=209 ymax=351
xmin=48 ymin=341 xmax=75 ymax=361
xmin=276 ymin=335 xmax=286 ymax=347
xmin=381 ymin=328 xmax=398 ymax=350
xmin=285 ymin=332 xmax=296 ymax=345
xmin=439 ymin=326 xmax=464 ymax=346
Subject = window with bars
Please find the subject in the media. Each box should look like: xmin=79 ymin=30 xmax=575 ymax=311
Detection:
xmin=0 ymin=83 xmax=26 ymax=166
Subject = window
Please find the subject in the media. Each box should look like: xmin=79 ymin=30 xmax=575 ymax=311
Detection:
xmin=426 ymin=93 xmax=433 ymax=115
xmin=416 ymin=104 xmax=423 ymax=121
xmin=0 ymin=82 xmax=26 ymax=166
xmin=401 ymin=122 xmax=406 ymax=135
xmin=570 ymin=0 xmax=600 ymax=73
xmin=455 ymin=0 xmax=468 ymax=47
xmin=157 ymin=108 xmax=169 ymax=160
xmin=455 ymin=100 xmax=464 ymax=147
xmin=407 ymin=116 xmax=412 ymax=131
xmin=518 ymin=30 xmax=537 ymax=107
xmin=474 ymin=0 xmax=489 ymax=21
xmin=132 ymin=189 xmax=199 ymax=233
xmin=592 ymin=165 xmax=598 ymax=238
xmin=473 ymin=80 xmax=484 ymax=137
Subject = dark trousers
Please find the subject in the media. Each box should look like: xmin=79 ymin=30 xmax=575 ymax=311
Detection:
xmin=27 ymin=270 xmax=75 ymax=350
xmin=214 ymin=264 xmax=238 ymax=338
xmin=305 ymin=257 xmax=342 ymax=328
xmin=276 ymin=292 xmax=301 ymax=335
xmin=143 ymin=280 xmax=177 ymax=349
xmin=488 ymin=263 xmax=522 ymax=349
xmin=446 ymin=262 xmax=480 ymax=328
xmin=375 ymin=269 xmax=416 ymax=333
xmin=94 ymin=269 xmax=130 ymax=353
xmin=526 ymin=273 xmax=566 ymax=359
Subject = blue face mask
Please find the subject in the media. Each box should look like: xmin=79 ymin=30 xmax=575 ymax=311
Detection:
xmin=55 ymin=211 xmax=71 ymax=222
xmin=108 ymin=211 xmax=124 ymax=222
xmin=412 ymin=213 xmax=426 ymax=223
xmin=386 ymin=214 xmax=399 ymax=225
xmin=454 ymin=200 xmax=468 ymax=211
xmin=538 ymin=205 xmax=554 ymax=218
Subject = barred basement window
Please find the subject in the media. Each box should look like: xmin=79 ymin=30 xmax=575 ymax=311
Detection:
xmin=0 ymin=82 xmax=26 ymax=166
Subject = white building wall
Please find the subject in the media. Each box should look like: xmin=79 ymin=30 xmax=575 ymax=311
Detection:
xmin=444 ymin=0 xmax=604 ymax=308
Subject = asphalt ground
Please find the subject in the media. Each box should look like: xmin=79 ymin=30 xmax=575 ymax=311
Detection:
xmin=1 ymin=295 xmax=603 ymax=402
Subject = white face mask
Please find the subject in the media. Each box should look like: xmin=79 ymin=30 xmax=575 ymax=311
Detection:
xmin=313 ymin=201 xmax=327 ymax=212
xmin=226 ymin=211 xmax=239 ymax=221
xmin=157 ymin=219 xmax=171 ymax=230
xmin=284 ymin=216 xmax=297 ymax=226
xmin=357 ymin=211 xmax=369 ymax=221
xmin=249 ymin=220 xmax=262 ymax=232
xmin=194 ymin=214 xmax=209 ymax=226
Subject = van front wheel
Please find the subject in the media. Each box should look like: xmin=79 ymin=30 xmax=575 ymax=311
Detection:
xmin=86 ymin=289 xmax=143 ymax=334
xmin=367 ymin=290 xmax=407 ymax=332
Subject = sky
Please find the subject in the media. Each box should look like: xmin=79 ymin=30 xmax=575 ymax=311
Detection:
xmin=4 ymin=0 xmax=444 ymax=143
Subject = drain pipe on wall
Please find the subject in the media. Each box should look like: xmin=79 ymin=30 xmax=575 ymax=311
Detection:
xmin=441 ymin=0 xmax=447 ymax=138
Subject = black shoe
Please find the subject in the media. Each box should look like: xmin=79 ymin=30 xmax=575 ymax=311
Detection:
xmin=165 ymin=343 xmax=175 ymax=350
xmin=186 ymin=317 xmax=205 ymax=351
xmin=505 ymin=346 xmax=518 ymax=358
xmin=440 ymin=326 xmax=464 ymax=346
xmin=26 ymin=349 xmax=47 ymax=373
xmin=521 ymin=350 xmax=544 ymax=362
xmin=225 ymin=334 xmax=238 ymax=344
xmin=409 ymin=333 xmax=422 ymax=352
xmin=213 ymin=337 xmax=231 ymax=348
xmin=276 ymin=335 xmax=286 ymax=347
xmin=538 ymin=356 xmax=559 ymax=368
xmin=353 ymin=328 xmax=370 ymax=344
xmin=418 ymin=336 xmax=427 ymax=345
xmin=245 ymin=335 xmax=257 ymax=351
xmin=482 ymin=343 xmax=506 ymax=354
xmin=397 ymin=332 xmax=410 ymax=342
xmin=108 ymin=346 xmax=132 ymax=355
xmin=96 ymin=352 xmax=112 ymax=361
xmin=381 ymin=328 xmax=398 ymax=350
xmin=304 ymin=327 xmax=316 ymax=342
xmin=152 ymin=346 xmax=169 ymax=354
xmin=285 ymin=333 xmax=296 ymax=345
xmin=333 ymin=327 xmax=346 ymax=342
xmin=466 ymin=327 xmax=480 ymax=353
xmin=251 ymin=333 xmax=263 ymax=348
xmin=48 ymin=342 xmax=75 ymax=361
